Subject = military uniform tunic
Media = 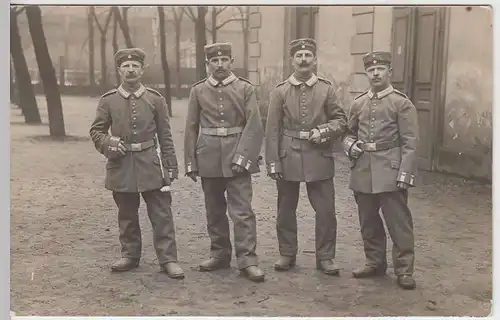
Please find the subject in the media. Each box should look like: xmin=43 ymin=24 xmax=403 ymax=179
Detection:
xmin=90 ymin=84 xmax=178 ymax=192
xmin=184 ymin=73 xmax=264 ymax=269
xmin=265 ymin=74 xmax=347 ymax=182
xmin=343 ymin=85 xmax=418 ymax=193
xmin=343 ymin=85 xmax=418 ymax=276
xmin=184 ymin=73 xmax=263 ymax=178
xmin=265 ymin=73 xmax=347 ymax=260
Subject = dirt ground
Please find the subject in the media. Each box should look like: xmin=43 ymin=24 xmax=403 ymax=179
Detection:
xmin=10 ymin=96 xmax=492 ymax=317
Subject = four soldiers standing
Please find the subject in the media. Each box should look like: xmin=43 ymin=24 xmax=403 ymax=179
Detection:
xmin=90 ymin=41 xmax=418 ymax=290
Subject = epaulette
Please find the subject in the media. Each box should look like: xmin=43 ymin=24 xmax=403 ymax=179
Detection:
xmin=317 ymin=76 xmax=332 ymax=85
xmin=275 ymin=80 xmax=287 ymax=88
xmin=100 ymin=88 xmax=117 ymax=99
xmin=146 ymin=87 xmax=162 ymax=97
xmin=192 ymin=78 xmax=207 ymax=87
xmin=238 ymin=76 xmax=252 ymax=85
xmin=393 ymin=89 xmax=409 ymax=99
xmin=354 ymin=91 xmax=368 ymax=100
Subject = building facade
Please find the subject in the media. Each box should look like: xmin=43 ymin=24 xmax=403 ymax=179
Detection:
xmin=247 ymin=6 xmax=492 ymax=182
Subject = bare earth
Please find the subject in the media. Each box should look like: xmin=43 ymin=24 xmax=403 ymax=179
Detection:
xmin=10 ymin=96 xmax=492 ymax=317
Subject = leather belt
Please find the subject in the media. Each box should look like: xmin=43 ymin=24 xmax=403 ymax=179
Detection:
xmin=123 ymin=139 xmax=155 ymax=152
xmin=361 ymin=140 xmax=400 ymax=152
xmin=283 ymin=129 xmax=311 ymax=140
xmin=201 ymin=127 xmax=243 ymax=137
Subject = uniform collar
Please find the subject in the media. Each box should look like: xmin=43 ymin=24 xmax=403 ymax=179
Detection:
xmin=368 ymin=85 xmax=393 ymax=100
xmin=288 ymin=73 xmax=318 ymax=87
xmin=118 ymin=83 xmax=146 ymax=99
xmin=207 ymin=72 xmax=237 ymax=87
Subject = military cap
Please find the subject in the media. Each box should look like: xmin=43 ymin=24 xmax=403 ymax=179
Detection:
xmin=289 ymin=38 xmax=317 ymax=56
xmin=204 ymin=42 xmax=232 ymax=60
xmin=363 ymin=50 xmax=392 ymax=69
xmin=114 ymin=48 xmax=146 ymax=67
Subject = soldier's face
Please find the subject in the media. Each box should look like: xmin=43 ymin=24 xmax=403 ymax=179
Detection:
xmin=118 ymin=60 xmax=144 ymax=84
xmin=366 ymin=64 xmax=392 ymax=89
xmin=207 ymin=56 xmax=233 ymax=79
xmin=292 ymin=50 xmax=316 ymax=74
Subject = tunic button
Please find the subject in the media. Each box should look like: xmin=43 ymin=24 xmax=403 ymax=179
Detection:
xmin=219 ymin=105 xmax=223 ymax=108
xmin=133 ymin=125 xmax=136 ymax=128
xmin=372 ymin=118 xmax=375 ymax=120
xmin=302 ymin=121 xmax=306 ymax=124
xmin=220 ymin=112 xmax=224 ymax=115
xmin=133 ymin=132 xmax=137 ymax=135
xmin=218 ymin=90 xmax=222 ymax=93
xmin=132 ymin=103 xmax=136 ymax=106
xmin=221 ymin=120 xmax=225 ymax=122
xmin=219 ymin=98 xmax=223 ymax=101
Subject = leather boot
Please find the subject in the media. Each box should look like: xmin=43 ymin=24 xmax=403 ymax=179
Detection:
xmin=111 ymin=258 xmax=140 ymax=272
xmin=274 ymin=256 xmax=296 ymax=271
xmin=316 ymin=259 xmax=340 ymax=276
xmin=199 ymin=257 xmax=231 ymax=272
xmin=241 ymin=265 xmax=265 ymax=282
xmin=352 ymin=265 xmax=386 ymax=278
xmin=397 ymin=275 xmax=416 ymax=290
xmin=161 ymin=262 xmax=185 ymax=279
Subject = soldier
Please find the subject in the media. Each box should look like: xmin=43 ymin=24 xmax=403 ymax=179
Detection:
xmin=343 ymin=51 xmax=418 ymax=290
xmin=184 ymin=42 xmax=265 ymax=282
xmin=265 ymin=38 xmax=347 ymax=275
xmin=89 ymin=48 xmax=184 ymax=279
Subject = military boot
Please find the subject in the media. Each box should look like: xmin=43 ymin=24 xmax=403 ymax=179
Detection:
xmin=199 ymin=257 xmax=231 ymax=272
xmin=161 ymin=262 xmax=185 ymax=279
xmin=241 ymin=265 xmax=265 ymax=282
xmin=111 ymin=257 xmax=140 ymax=272
xmin=352 ymin=265 xmax=386 ymax=278
xmin=274 ymin=256 xmax=296 ymax=271
xmin=316 ymin=259 xmax=340 ymax=276
xmin=397 ymin=275 xmax=416 ymax=290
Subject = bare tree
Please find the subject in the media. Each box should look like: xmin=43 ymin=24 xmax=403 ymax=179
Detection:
xmin=111 ymin=6 xmax=133 ymax=48
xmin=166 ymin=7 xmax=185 ymax=99
xmin=91 ymin=7 xmax=114 ymax=90
xmin=10 ymin=6 xmax=41 ymax=124
xmin=26 ymin=5 xmax=66 ymax=136
xmin=236 ymin=6 xmax=250 ymax=77
xmin=185 ymin=6 xmax=208 ymax=81
xmin=157 ymin=6 xmax=172 ymax=117
xmin=112 ymin=10 xmax=120 ymax=86
xmin=88 ymin=7 xmax=95 ymax=90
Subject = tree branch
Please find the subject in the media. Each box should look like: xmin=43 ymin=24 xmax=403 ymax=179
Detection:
xmin=216 ymin=6 xmax=227 ymax=15
xmin=216 ymin=17 xmax=243 ymax=30
xmin=185 ymin=7 xmax=196 ymax=21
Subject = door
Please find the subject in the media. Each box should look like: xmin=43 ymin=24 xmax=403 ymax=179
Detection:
xmin=391 ymin=7 xmax=444 ymax=171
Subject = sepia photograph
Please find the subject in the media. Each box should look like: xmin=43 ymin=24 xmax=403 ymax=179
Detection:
xmin=9 ymin=3 xmax=493 ymax=317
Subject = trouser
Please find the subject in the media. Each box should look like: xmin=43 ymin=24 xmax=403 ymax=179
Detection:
xmin=200 ymin=173 xmax=258 ymax=269
xmin=354 ymin=190 xmax=415 ymax=276
xmin=276 ymin=178 xmax=337 ymax=260
xmin=112 ymin=190 xmax=178 ymax=265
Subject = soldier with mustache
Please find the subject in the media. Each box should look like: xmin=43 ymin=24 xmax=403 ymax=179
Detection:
xmin=89 ymin=48 xmax=184 ymax=279
xmin=343 ymin=51 xmax=418 ymax=290
xmin=184 ymin=42 xmax=265 ymax=282
xmin=265 ymin=38 xmax=347 ymax=275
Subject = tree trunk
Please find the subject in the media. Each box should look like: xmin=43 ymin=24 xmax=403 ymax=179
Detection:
xmin=112 ymin=11 xmax=120 ymax=86
xmin=158 ymin=7 xmax=172 ymax=117
xmin=26 ymin=6 xmax=65 ymax=136
xmin=113 ymin=7 xmax=133 ymax=47
xmin=175 ymin=22 xmax=182 ymax=99
xmin=211 ymin=7 xmax=217 ymax=43
xmin=195 ymin=7 xmax=208 ymax=81
xmin=88 ymin=7 xmax=95 ymax=90
xmin=100 ymin=35 xmax=108 ymax=90
xmin=10 ymin=9 xmax=41 ymax=123
xmin=10 ymin=60 xmax=19 ymax=106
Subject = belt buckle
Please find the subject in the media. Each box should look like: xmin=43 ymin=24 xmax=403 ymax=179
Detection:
xmin=363 ymin=142 xmax=376 ymax=151
xmin=130 ymin=143 xmax=141 ymax=152
xmin=299 ymin=131 xmax=309 ymax=139
xmin=216 ymin=127 xmax=228 ymax=136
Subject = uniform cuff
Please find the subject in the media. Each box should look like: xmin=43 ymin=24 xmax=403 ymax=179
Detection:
xmin=232 ymin=154 xmax=253 ymax=170
xmin=343 ymin=137 xmax=356 ymax=152
xmin=266 ymin=161 xmax=282 ymax=174
xmin=316 ymin=124 xmax=331 ymax=140
xmin=185 ymin=161 xmax=198 ymax=173
xmin=397 ymin=171 xmax=416 ymax=186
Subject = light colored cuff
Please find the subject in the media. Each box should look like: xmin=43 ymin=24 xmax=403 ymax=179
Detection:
xmin=266 ymin=161 xmax=282 ymax=174
xmin=397 ymin=171 xmax=416 ymax=186
xmin=232 ymin=154 xmax=252 ymax=170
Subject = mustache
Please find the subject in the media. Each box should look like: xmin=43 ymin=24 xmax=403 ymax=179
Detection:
xmin=299 ymin=61 xmax=310 ymax=67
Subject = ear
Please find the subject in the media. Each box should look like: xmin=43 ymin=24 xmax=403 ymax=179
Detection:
xmin=230 ymin=57 xmax=235 ymax=64
xmin=205 ymin=60 xmax=209 ymax=66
